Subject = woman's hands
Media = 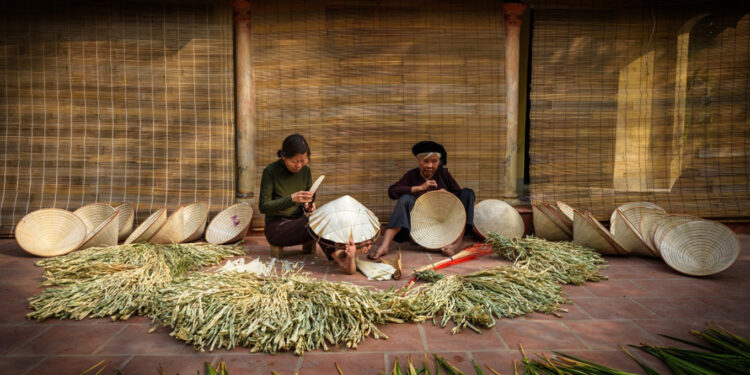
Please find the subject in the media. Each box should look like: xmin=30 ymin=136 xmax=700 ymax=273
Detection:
xmin=291 ymin=191 xmax=314 ymax=203
xmin=412 ymin=180 xmax=438 ymax=193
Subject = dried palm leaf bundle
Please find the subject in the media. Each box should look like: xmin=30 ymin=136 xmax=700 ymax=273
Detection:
xmin=149 ymin=271 xmax=402 ymax=355
xmin=28 ymin=242 xmax=244 ymax=321
xmin=486 ymin=234 xmax=607 ymax=285
xmin=389 ymin=266 xmax=568 ymax=334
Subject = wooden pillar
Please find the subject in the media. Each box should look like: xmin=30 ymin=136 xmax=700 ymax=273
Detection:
xmin=502 ymin=3 xmax=526 ymax=203
xmin=233 ymin=0 xmax=255 ymax=202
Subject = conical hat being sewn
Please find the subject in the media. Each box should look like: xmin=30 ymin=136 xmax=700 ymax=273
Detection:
xmin=473 ymin=199 xmax=524 ymax=239
xmin=410 ymin=190 xmax=466 ymax=249
xmin=308 ymin=195 xmax=380 ymax=244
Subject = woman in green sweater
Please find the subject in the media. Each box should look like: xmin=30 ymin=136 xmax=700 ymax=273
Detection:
xmin=260 ymin=134 xmax=364 ymax=273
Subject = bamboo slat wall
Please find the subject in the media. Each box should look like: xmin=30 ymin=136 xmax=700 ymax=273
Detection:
xmin=252 ymin=0 xmax=507 ymax=224
xmin=528 ymin=5 xmax=749 ymax=220
xmin=0 ymin=1 xmax=235 ymax=236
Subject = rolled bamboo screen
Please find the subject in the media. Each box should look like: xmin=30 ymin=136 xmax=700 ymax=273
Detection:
xmin=252 ymin=0 xmax=507 ymax=224
xmin=0 ymin=2 xmax=235 ymax=236
xmin=528 ymin=4 xmax=749 ymax=220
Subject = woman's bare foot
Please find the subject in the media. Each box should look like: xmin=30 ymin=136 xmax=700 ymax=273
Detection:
xmin=367 ymin=244 xmax=390 ymax=260
xmin=334 ymin=240 xmax=357 ymax=274
xmin=441 ymin=230 xmax=465 ymax=256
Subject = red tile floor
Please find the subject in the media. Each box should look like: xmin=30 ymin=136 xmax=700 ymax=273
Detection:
xmin=0 ymin=231 xmax=748 ymax=375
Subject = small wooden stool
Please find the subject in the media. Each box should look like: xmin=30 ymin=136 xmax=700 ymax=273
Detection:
xmin=270 ymin=240 xmax=316 ymax=259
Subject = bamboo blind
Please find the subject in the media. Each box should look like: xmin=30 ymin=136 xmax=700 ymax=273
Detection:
xmin=528 ymin=5 xmax=749 ymax=220
xmin=0 ymin=1 xmax=235 ymax=236
xmin=252 ymin=0 xmax=507 ymax=224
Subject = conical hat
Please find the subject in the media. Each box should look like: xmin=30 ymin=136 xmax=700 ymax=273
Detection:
xmin=206 ymin=203 xmax=253 ymax=245
xmin=15 ymin=208 xmax=87 ymax=257
xmin=532 ymin=203 xmax=570 ymax=241
xmin=80 ymin=211 xmax=120 ymax=250
xmin=573 ymin=209 xmax=627 ymax=255
xmin=150 ymin=205 xmax=185 ymax=244
xmin=113 ymin=202 xmax=135 ymax=241
xmin=556 ymin=201 xmax=575 ymax=223
xmin=73 ymin=203 xmax=116 ymax=232
xmin=124 ymin=206 xmax=167 ymax=244
xmin=543 ymin=202 xmax=573 ymax=233
xmin=638 ymin=211 xmax=668 ymax=256
xmin=609 ymin=202 xmax=664 ymax=235
xmin=473 ymin=199 xmax=524 ymax=239
xmin=611 ymin=209 xmax=653 ymax=257
xmin=653 ymin=215 xmax=701 ymax=254
xmin=308 ymin=195 xmax=380 ymax=244
xmin=660 ymin=220 xmax=740 ymax=276
xmin=182 ymin=202 xmax=209 ymax=242
xmin=410 ymin=191 xmax=466 ymax=249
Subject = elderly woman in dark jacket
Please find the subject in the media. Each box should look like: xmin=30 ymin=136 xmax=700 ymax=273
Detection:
xmin=368 ymin=141 xmax=474 ymax=260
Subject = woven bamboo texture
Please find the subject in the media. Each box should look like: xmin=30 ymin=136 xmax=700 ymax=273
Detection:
xmin=528 ymin=6 xmax=750 ymax=220
xmin=0 ymin=1 xmax=235 ymax=236
xmin=252 ymin=0 xmax=507 ymax=225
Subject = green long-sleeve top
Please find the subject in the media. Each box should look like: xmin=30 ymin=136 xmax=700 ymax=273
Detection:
xmin=259 ymin=159 xmax=312 ymax=220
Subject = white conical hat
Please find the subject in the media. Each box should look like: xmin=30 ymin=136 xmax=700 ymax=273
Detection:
xmin=410 ymin=191 xmax=466 ymax=249
xmin=660 ymin=220 xmax=739 ymax=276
xmin=532 ymin=204 xmax=570 ymax=241
xmin=473 ymin=199 xmax=524 ymax=239
xmin=308 ymin=195 xmax=380 ymax=244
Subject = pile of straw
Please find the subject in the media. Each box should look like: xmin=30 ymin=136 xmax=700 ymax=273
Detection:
xmin=150 ymin=271 xmax=401 ymax=355
xmin=28 ymin=243 xmax=243 ymax=321
xmin=487 ymin=234 xmax=608 ymax=285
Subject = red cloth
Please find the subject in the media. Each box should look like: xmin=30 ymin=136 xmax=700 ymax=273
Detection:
xmin=387 ymin=166 xmax=462 ymax=200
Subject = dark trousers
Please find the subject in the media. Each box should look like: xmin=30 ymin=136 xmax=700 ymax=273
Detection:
xmin=264 ymin=216 xmax=335 ymax=259
xmin=388 ymin=188 xmax=475 ymax=243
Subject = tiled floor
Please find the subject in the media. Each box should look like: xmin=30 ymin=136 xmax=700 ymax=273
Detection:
xmin=0 ymin=232 xmax=748 ymax=375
